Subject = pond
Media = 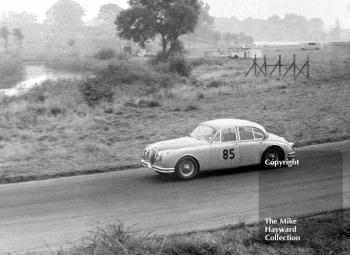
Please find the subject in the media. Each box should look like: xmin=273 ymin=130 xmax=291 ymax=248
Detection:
xmin=0 ymin=62 xmax=85 ymax=97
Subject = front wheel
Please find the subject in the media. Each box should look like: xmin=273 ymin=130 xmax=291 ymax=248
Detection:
xmin=262 ymin=148 xmax=281 ymax=168
xmin=175 ymin=157 xmax=199 ymax=180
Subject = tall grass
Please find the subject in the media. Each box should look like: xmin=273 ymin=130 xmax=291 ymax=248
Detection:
xmin=57 ymin=210 xmax=349 ymax=255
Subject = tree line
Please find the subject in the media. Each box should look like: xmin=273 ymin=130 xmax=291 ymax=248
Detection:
xmin=0 ymin=0 xmax=255 ymax=57
xmin=214 ymin=14 xmax=343 ymax=42
xmin=0 ymin=27 xmax=24 ymax=50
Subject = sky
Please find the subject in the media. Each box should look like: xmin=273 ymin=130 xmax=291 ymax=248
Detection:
xmin=0 ymin=0 xmax=349 ymax=29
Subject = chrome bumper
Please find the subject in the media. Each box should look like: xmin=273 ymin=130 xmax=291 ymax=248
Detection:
xmin=287 ymin=151 xmax=296 ymax=159
xmin=141 ymin=159 xmax=175 ymax=174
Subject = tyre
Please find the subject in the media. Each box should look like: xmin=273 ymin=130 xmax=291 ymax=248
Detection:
xmin=261 ymin=147 xmax=282 ymax=168
xmin=175 ymin=157 xmax=199 ymax=180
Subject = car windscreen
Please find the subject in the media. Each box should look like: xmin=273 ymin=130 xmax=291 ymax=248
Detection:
xmin=190 ymin=125 xmax=217 ymax=141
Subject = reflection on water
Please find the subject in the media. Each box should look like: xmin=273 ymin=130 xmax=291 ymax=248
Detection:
xmin=0 ymin=63 xmax=83 ymax=97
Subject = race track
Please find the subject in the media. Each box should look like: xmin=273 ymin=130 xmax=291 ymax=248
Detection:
xmin=1 ymin=141 xmax=349 ymax=254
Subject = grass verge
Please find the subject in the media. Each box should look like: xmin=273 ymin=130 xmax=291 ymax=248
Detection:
xmin=0 ymin=47 xmax=349 ymax=184
xmin=54 ymin=209 xmax=349 ymax=255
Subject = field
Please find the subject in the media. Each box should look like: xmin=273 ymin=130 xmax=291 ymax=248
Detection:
xmin=0 ymin=47 xmax=349 ymax=183
xmin=54 ymin=209 xmax=350 ymax=255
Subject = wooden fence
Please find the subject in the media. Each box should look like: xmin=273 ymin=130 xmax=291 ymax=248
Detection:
xmin=246 ymin=54 xmax=310 ymax=79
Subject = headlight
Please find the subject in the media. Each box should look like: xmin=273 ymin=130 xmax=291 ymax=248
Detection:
xmin=155 ymin=152 xmax=162 ymax=162
xmin=289 ymin=142 xmax=295 ymax=150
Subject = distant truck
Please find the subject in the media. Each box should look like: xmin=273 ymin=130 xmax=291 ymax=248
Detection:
xmin=301 ymin=42 xmax=321 ymax=50
xmin=229 ymin=48 xmax=262 ymax=59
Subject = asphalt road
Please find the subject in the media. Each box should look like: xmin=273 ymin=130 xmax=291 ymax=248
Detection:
xmin=1 ymin=141 xmax=349 ymax=254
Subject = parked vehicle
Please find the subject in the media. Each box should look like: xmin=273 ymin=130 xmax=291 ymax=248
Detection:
xmin=301 ymin=42 xmax=321 ymax=50
xmin=141 ymin=119 xmax=295 ymax=180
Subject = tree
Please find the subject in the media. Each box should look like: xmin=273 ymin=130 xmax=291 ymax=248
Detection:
xmin=96 ymin=3 xmax=123 ymax=24
xmin=237 ymin=32 xmax=254 ymax=46
xmin=329 ymin=18 xmax=341 ymax=41
xmin=0 ymin=27 xmax=10 ymax=50
xmin=116 ymin=0 xmax=200 ymax=60
xmin=45 ymin=0 xmax=84 ymax=26
xmin=212 ymin=30 xmax=221 ymax=44
xmin=0 ymin=12 xmax=37 ymax=26
xmin=195 ymin=1 xmax=214 ymax=38
xmin=308 ymin=18 xmax=326 ymax=41
xmin=13 ymin=28 xmax=24 ymax=48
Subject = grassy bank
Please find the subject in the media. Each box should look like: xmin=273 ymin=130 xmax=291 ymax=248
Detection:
xmin=53 ymin=209 xmax=349 ymax=255
xmin=0 ymin=47 xmax=349 ymax=183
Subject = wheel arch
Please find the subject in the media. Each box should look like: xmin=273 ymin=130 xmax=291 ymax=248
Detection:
xmin=176 ymin=155 xmax=201 ymax=171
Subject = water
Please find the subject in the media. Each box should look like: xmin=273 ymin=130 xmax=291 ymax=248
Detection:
xmin=0 ymin=63 xmax=83 ymax=97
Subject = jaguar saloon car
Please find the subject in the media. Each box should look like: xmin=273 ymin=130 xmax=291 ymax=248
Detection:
xmin=141 ymin=119 xmax=295 ymax=180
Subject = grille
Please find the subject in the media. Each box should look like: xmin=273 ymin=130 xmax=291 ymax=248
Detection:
xmin=150 ymin=150 xmax=156 ymax=165
xmin=145 ymin=150 xmax=150 ymax=161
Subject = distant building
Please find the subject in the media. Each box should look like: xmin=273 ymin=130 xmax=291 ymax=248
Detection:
xmin=328 ymin=42 xmax=350 ymax=48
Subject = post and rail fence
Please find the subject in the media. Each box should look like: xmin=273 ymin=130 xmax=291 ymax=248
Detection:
xmin=245 ymin=54 xmax=310 ymax=79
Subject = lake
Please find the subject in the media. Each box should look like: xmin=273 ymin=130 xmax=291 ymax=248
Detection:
xmin=0 ymin=63 xmax=84 ymax=97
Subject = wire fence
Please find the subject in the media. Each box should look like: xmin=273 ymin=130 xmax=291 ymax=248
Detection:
xmin=246 ymin=54 xmax=310 ymax=79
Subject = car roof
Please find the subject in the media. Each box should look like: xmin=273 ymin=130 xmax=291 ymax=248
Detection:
xmin=200 ymin=119 xmax=266 ymax=132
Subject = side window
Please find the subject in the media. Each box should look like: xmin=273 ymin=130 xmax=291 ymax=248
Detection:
xmin=221 ymin=128 xmax=237 ymax=142
xmin=253 ymin=128 xmax=265 ymax=140
xmin=238 ymin=127 xmax=254 ymax=141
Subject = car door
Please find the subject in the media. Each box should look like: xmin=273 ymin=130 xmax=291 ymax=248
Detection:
xmin=210 ymin=127 xmax=240 ymax=170
xmin=238 ymin=126 xmax=266 ymax=166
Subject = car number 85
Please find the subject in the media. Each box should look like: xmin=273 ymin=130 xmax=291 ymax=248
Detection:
xmin=223 ymin=149 xmax=235 ymax=160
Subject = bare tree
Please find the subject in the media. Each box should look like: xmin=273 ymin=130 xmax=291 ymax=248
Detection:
xmin=0 ymin=26 xmax=10 ymax=51
xmin=13 ymin=28 xmax=24 ymax=48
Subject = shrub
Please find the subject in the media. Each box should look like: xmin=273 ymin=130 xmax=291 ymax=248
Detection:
xmin=168 ymin=56 xmax=192 ymax=77
xmin=191 ymin=57 xmax=211 ymax=67
xmin=183 ymin=104 xmax=198 ymax=111
xmin=78 ymin=78 xmax=113 ymax=107
xmin=124 ymin=98 xmax=161 ymax=108
xmin=78 ymin=63 xmax=176 ymax=107
xmin=94 ymin=48 xmax=117 ymax=60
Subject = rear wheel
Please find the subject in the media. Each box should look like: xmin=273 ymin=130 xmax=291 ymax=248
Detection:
xmin=175 ymin=157 xmax=199 ymax=180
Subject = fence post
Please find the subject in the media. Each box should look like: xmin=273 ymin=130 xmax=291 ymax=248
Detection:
xmin=254 ymin=55 xmax=257 ymax=76
xmin=279 ymin=55 xmax=282 ymax=76
xmin=293 ymin=54 xmax=296 ymax=79
xmin=307 ymin=55 xmax=310 ymax=78
xmin=264 ymin=55 xmax=267 ymax=76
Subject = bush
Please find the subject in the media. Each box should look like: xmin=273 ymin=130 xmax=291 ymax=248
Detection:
xmin=168 ymin=56 xmax=192 ymax=77
xmin=78 ymin=63 xmax=176 ymax=107
xmin=94 ymin=48 xmax=117 ymax=60
xmin=125 ymin=98 xmax=161 ymax=108
xmin=78 ymin=78 xmax=113 ymax=107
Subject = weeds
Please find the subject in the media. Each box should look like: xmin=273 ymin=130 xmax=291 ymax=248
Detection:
xmin=57 ymin=210 xmax=350 ymax=255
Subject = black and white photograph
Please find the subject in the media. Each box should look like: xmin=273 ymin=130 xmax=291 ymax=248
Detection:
xmin=0 ymin=0 xmax=349 ymax=254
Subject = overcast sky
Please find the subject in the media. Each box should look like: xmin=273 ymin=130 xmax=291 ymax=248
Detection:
xmin=0 ymin=0 xmax=349 ymax=29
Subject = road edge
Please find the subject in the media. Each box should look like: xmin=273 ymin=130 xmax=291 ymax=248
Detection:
xmin=1 ymin=138 xmax=349 ymax=185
